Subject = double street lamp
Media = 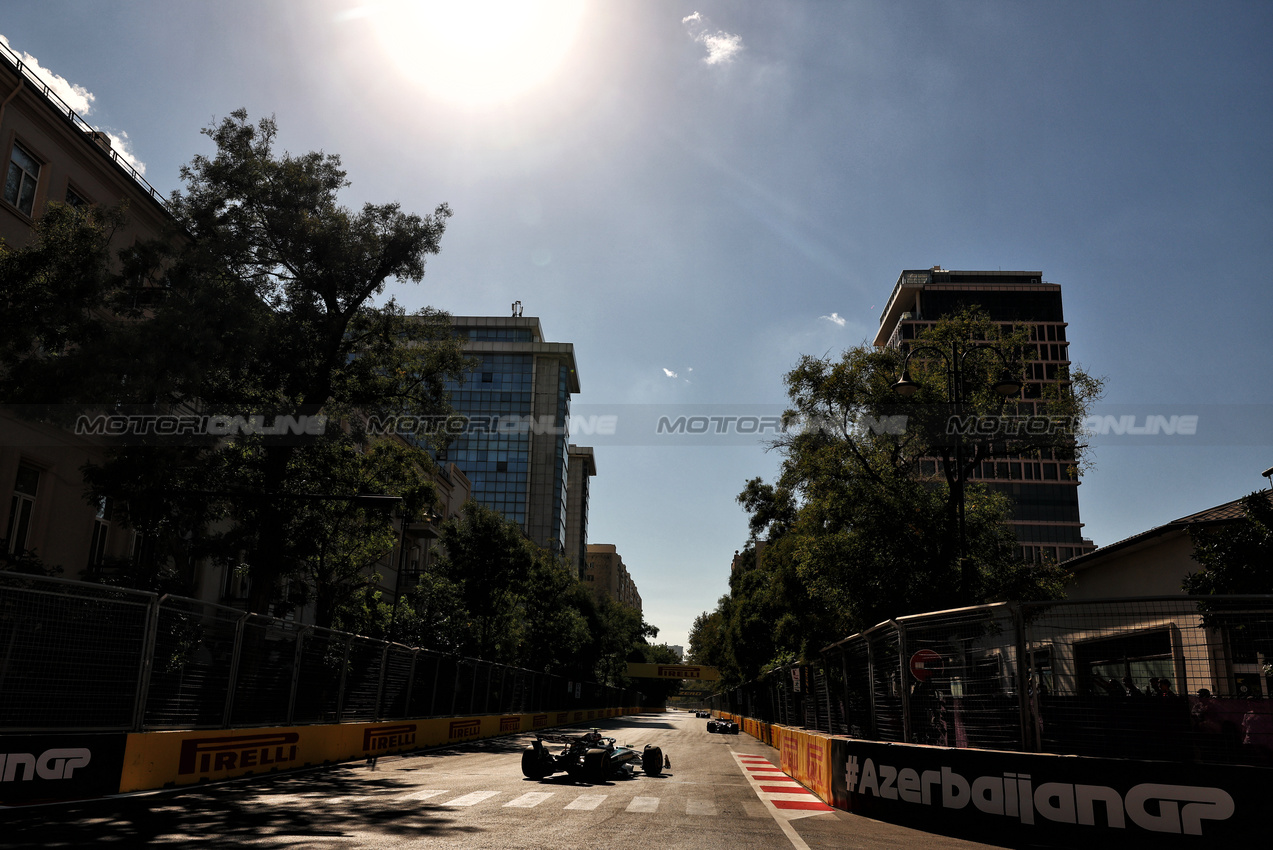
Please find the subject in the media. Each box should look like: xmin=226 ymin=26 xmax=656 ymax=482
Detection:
xmin=891 ymin=340 xmax=1022 ymax=599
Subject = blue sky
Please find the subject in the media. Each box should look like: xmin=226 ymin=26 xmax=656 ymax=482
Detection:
xmin=4 ymin=1 xmax=1272 ymax=650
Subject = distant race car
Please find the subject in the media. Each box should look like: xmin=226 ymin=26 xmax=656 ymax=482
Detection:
xmin=521 ymin=730 xmax=665 ymax=783
xmin=706 ymin=718 xmax=739 ymax=734
xmin=694 ymin=710 xmax=711 ymax=718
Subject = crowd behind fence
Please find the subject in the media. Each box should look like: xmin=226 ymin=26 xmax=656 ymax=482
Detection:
xmin=709 ymin=596 xmax=1273 ymax=768
xmin=0 ymin=572 xmax=636 ymax=732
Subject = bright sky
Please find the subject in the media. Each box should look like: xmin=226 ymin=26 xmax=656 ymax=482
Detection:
xmin=5 ymin=1 xmax=1272 ymax=651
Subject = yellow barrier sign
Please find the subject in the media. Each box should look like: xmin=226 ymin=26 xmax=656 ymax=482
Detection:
xmin=625 ymin=663 xmax=720 ymax=680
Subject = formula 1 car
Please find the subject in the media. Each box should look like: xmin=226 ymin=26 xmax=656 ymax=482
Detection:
xmin=706 ymin=717 xmax=739 ymax=734
xmin=521 ymin=730 xmax=665 ymax=783
xmin=694 ymin=710 xmax=711 ymax=718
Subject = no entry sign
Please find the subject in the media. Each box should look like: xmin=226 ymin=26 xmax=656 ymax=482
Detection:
xmin=909 ymin=649 xmax=942 ymax=682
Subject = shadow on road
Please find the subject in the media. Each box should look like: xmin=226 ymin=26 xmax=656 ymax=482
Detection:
xmin=0 ymin=767 xmax=482 ymax=849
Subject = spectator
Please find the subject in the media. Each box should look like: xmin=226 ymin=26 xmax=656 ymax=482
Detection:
xmin=1123 ymin=676 xmax=1143 ymax=697
xmin=1157 ymin=678 xmax=1177 ymax=698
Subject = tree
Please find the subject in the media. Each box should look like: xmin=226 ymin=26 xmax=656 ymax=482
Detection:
xmin=433 ymin=501 xmax=539 ymax=661
xmin=1185 ymin=491 xmax=1273 ymax=595
xmin=24 ymin=110 xmax=472 ymax=614
xmin=695 ymin=310 xmax=1093 ymax=673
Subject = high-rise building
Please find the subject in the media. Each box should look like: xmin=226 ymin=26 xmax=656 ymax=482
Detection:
xmin=564 ymin=444 xmax=596 ymax=576
xmin=442 ymin=315 xmax=581 ymax=553
xmin=875 ymin=268 xmax=1096 ymax=563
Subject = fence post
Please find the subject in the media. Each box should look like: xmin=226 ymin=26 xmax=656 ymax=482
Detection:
xmin=891 ymin=619 xmax=911 ymax=744
xmin=428 ymin=654 xmax=440 ymax=717
xmin=1012 ymin=603 xmax=1032 ymax=751
xmin=450 ymin=659 xmax=461 ymax=716
xmin=374 ymin=643 xmax=391 ymax=721
xmin=866 ymin=635 xmax=877 ymax=739
xmin=821 ymin=659 xmax=832 ymax=733
xmin=403 ymin=649 xmax=418 ymax=720
xmin=221 ymin=612 xmax=251 ymax=728
xmin=131 ymin=594 xmax=161 ymax=732
xmin=839 ymin=650 xmax=851 ymax=737
xmin=286 ymin=626 xmax=307 ymax=726
xmin=335 ymin=635 xmax=352 ymax=722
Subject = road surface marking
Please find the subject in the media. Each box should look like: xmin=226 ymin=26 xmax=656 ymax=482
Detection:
xmin=626 ymin=796 xmax=659 ymax=813
xmin=564 ymin=794 xmax=607 ymax=811
xmin=442 ymin=790 xmax=501 ymax=806
xmin=685 ymin=799 xmax=717 ymax=816
xmin=504 ymin=791 xmax=554 ymax=808
xmin=402 ymin=789 xmax=448 ymax=801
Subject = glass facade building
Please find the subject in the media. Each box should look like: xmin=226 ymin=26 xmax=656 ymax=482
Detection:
xmin=440 ymin=317 xmax=581 ymax=554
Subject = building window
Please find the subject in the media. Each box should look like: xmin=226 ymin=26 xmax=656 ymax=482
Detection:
xmin=65 ymin=185 xmax=89 ymax=208
xmin=6 ymin=465 xmax=40 ymax=554
xmin=3 ymin=143 xmax=41 ymax=216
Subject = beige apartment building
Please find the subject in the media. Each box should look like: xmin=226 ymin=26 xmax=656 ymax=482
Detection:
xmin=0 ymin=41 xmax=173 ymax=578
xmin=584 ymin=543 xmax=642 ymax=614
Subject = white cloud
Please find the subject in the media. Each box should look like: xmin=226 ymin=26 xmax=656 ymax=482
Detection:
xmin=697 ymin=32 xmax=743 ymax=65
xmin=681 ymin=12 xmax=743 ymax=66
xmin=102 ymin=130 xmax=146 ymax=176
xmin=0 ymin=33 xmax=94 ymax=115
xmin=820 ymin=312 xmax=847 ymax=327
xmin=0 ymin=33 xmax=146 ymax=175
xmin=662 ymin=368 xmax=679 ymax=378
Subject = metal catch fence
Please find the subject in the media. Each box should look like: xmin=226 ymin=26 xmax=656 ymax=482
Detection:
xmin=0 ymin=571 xmax=636 ymax=732
xmin=711 ymin=596 xmax=1273 ymax=767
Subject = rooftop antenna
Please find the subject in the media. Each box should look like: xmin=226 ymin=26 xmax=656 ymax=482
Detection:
xmin=511 ymin=300 xmax=523 ymax=317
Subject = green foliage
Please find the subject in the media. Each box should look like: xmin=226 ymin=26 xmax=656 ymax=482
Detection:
xmin=0 ymin=110 xmax=468 ymax=614
xmin=1185 ymin=491 xmax=1273 ymax=595
xmin=694 ymin=310 xmax=1100 ymax=679
xmin=429 ymin=501 xmax=655 ymax=681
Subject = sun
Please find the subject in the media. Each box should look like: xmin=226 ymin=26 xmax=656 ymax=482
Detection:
xmin=370 ymin=0 xmax=587 ymax=106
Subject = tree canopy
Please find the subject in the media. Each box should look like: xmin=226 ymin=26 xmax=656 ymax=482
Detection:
xmin=692 ymin=310 xmax=1100 ymax=685
xmin=1185 ymin=490 xmax=1273 ymax=596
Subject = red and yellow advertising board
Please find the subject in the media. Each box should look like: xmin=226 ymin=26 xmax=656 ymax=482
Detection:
xmin=119 ymin=707 xmax=642 ymax=794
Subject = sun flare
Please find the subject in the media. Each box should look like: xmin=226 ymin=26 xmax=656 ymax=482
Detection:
xmin=370 ymin=0 xmax=586 ymax=106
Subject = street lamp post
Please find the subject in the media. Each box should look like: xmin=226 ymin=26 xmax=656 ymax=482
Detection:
xmin=892 ymin=340 xmax=1021 ymax=599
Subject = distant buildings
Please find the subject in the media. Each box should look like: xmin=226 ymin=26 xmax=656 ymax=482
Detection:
xmin=875 ymin=267 xmax=1096 ymax=563
xmin=442 ymin=314 xmax=591 ymax=557
xmin=564 ymin=444 xmax=596 ymax=577
xmin=585 ymin=543 xmax=642 ymax=614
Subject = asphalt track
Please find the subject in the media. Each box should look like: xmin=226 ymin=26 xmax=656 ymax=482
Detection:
xmin=1 ymin=711 xmax=1026 ymax=849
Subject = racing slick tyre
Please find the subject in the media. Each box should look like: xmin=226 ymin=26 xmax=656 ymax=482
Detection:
xmin=521 ymin=745 xmax=551 ymax=779
xmin=641 ymin=745 xmax=663 ymax=777
xmin=584 ymin=747 xmax=608 ymax=784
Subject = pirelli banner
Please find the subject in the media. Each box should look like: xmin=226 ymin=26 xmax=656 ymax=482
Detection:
xmin=829 ymin=739 xmax=1270 ymax=845
xmin=119 ymin=708 xmax=636 ymax=794
xmin=625 ymin=663 xmax=720 ymax=681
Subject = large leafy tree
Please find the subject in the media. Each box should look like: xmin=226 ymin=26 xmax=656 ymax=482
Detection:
xmin=696 ymin=311 xmax=1097 ymax=676
xmin=67 ymin=111 xmax=469 ymax=613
